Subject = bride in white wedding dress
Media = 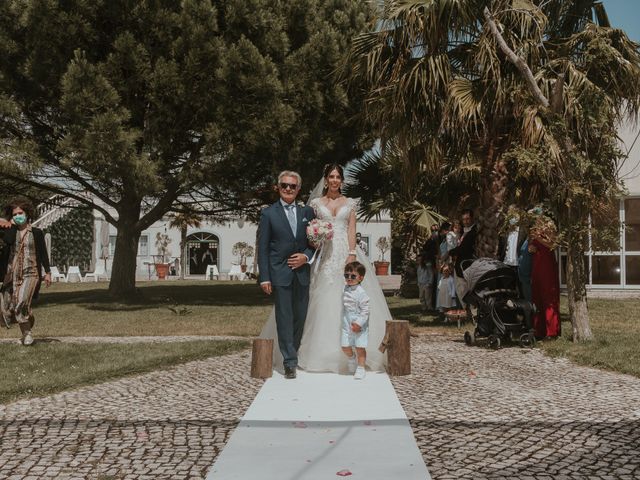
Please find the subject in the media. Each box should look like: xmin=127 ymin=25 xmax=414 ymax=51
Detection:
xmin=260 ymin=164 xmax=390 ymax=373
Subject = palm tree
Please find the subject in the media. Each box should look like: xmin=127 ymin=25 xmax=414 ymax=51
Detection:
xmin=484 ymin=3 xmax=640 ymax=340
xmin=346 ymin=0 xmax=640 ymax=340
xmin=345 ymin=146 xmax=448 ymax=293
xmin=168 ymin=212 xmax=202 ymax=279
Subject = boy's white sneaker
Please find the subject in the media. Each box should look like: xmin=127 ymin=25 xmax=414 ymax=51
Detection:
xmin=354 ymin=366 xmax=366 ymax=380
xmin=347 ymin=357 xmax=357 ymax=374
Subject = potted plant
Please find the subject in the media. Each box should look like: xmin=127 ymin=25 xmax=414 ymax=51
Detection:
xmin=374 ymin=236 xmax=391 ymax=275
xmin=232 ymin=241 xmax=254 ymax=272
xmin=154 ymin=232 xmax=172 ymax=280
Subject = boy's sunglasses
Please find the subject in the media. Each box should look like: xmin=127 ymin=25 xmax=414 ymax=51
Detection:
xmin=344 ymin=273 xmax=358 ymax=280
xmin=279 ymin=182 xmax=298 ymax=191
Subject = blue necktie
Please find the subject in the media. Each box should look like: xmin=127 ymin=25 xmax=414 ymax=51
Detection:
xmin=285 ymin=204 xmax=296 ymax=237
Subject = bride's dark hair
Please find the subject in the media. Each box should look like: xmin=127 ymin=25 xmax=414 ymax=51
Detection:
xmin=322 ymin=163 xmax=344 ymax=195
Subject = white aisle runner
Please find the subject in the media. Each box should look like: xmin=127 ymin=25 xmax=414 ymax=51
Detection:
xmin=207 ymin=370 xmax=431 ymax=479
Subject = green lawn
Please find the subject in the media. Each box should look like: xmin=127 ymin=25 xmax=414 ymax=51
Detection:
xmin=0 ymin=340 xmax=247 ymax=404
xmin=540 ymin=298 xmax=640 ymax=378
xmin=389 ymin=293 xmax=640 ymax=378
xmin=0 ymin=280 xmax=272 ymax=339
xmin=2 ymin=281 xmax=638 ymax=403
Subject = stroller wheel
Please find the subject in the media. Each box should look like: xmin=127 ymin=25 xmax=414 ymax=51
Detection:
xmin=464 ymin=331 xmax=475 ymax=346
xmin=488 ymin=335 xmax=501 ymax=350
xmin=518 ymin=333 xmax=535 ymax=348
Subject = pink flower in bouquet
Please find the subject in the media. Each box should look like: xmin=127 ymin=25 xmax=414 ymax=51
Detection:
xmin=307 ymin=219 xmax=334 ymax=244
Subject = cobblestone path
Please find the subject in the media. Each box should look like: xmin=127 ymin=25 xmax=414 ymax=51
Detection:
xmin=1 ymin=336 xmax=639 ymax=479
xmin=392 ymin=336 xmax=640 ymax=480
xmin=0 ymin=349 xmax=262 ymax=480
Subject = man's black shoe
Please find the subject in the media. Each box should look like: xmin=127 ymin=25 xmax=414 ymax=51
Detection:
xmin=284 ymin=366 xmax=297 ymax=379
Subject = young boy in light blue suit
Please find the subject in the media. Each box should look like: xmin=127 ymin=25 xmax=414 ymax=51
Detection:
xmin=341 ymin=261 xmax=370 ymax=380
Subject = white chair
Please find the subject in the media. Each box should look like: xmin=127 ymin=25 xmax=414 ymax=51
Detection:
xmin=84 ymin=263 xmax=107 ymax=282
xmin=50 ymin=266 xmax=67 ymax=283
xmin=228 ymin=264 xmax=244 ymax=281
xmin=66 ymin=266 xmax=83 ymax=283
xmin=205 ymin=264 xmax=219 ymax=280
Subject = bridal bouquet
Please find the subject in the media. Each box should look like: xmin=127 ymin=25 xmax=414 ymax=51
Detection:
xmin=307 ymin=219 xmax=334 ymax=244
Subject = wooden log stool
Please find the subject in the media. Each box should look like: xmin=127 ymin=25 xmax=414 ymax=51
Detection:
xmin=378 ymin=319 xmax=411 ymax=376
xmin=250 ymin=338 xmax=274 ymax=379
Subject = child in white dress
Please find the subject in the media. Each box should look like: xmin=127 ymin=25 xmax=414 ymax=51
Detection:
xmin=341 ymin=261 xmax=370 ymax=380
xmin=437 ymin=264 xmax=457 ymax=314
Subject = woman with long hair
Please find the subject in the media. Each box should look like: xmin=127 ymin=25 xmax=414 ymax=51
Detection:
xmin=260 ymin=163 xmax=391 ymax=373
xmin=529 ymin=215 xmax=560 ymax=339
xmin=0 ymin=198 xmax=51 ymax=345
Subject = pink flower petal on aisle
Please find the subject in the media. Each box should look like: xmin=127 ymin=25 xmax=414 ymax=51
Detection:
xmin=292 ymin=421 xmax=307 ymax=428
xmin=336 ymin=469 xmax=352 ymax=476
xmin=363 ymin=420 xmax=372 ymax=426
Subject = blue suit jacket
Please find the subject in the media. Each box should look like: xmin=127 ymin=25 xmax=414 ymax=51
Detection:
xmin=258 ymin=201 xmax=316 ymax=287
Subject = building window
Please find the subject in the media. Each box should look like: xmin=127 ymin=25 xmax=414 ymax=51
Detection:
xmin=108 ymin=234 xmax=149 ymax=257
xmin=625 ymin=198 xmax=640 ymax=252
xmin=558 ymin=197 xmax=639 ymax=289
xmin=109 ymin=235 xmax=117 ymax=257
xmin=591 ymin=255 xmax=621 ymax=285
xmin=138 ymin=235 xmax=149 ymax=257
xmin=626 ymin=255 xmax=640 ymax=286
xmin=559 ymin=255 xmax=590 ymax=285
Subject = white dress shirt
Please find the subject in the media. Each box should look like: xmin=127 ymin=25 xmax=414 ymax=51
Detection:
xmin=342 ymin=284 xmax=370 ymax=329
xmin=504 ymin=227 xmax=520 ymax=266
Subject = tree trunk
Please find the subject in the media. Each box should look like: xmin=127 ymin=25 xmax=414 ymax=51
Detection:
xmin=180 ymin=226 xmax=187 ymax=280
xmin=250 ymin=339 xmax=274 ymax=378
xmin=379 ymin=320 xmax=411 ymax=376
xmin=565 ymin=235 xmax=593 ymax=341
xmin=253 ymin=228 xmax=259 ymax=276
xmin=108 ymin=215 xmax=141 ymax=298
xmin=476 ymin=143 xmax=508 ymax=259
xmin=396 ymin=214 xmax=418 ymax=297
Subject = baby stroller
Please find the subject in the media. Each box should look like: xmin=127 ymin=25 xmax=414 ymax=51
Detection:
xmin=461 ymin=258 xmax=536 ymax=349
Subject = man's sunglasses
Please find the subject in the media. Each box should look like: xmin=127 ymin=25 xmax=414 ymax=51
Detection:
xmin=279 ymin=182 xmax=298 ymax=191
xmin=344 ymin=273 xmax=359 ymax=280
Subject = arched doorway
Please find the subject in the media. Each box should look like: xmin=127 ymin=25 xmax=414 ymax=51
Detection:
xmin=186 ymin=232 xmax=220 ymax=275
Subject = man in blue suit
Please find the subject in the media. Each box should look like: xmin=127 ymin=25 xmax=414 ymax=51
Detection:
xmin=258 ymin=171 xmax=316 ymax=379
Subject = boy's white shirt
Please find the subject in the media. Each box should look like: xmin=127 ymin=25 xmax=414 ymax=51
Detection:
xmin=343 ymin=284 xmax=370 ymax=327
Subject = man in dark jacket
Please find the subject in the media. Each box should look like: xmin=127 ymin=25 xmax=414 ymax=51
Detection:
xmin=420 ymin=224 xmax=439 ymax=309
xmin=449 ymin=209 xmax=477 ymax=307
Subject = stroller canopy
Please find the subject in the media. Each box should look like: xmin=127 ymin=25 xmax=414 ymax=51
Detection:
xmin=462 ymin=258 xmax=516 ymax=293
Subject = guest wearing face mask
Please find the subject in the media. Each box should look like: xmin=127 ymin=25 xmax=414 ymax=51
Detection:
xmin=0 ymin=198 xmax=51 ymax=346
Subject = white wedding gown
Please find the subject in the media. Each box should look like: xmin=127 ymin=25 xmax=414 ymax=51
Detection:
xmin=260 ymin=197 xmax=390 ymax=373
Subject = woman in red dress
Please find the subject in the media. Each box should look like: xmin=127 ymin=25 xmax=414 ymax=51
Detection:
xmin=529 ymin=218 xmax=560 ymax=339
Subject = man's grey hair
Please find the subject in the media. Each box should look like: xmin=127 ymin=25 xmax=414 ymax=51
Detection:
xmin=277 ymin=170 xmax=302 ymax=187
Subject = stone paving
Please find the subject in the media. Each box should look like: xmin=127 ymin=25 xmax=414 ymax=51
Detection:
xmin=392 ymin=336 xmax=640 ymax=480
xmin=0 ymin=349 xmax=262 ymax=480
xmin=1 ymin=336 xmax=640 ymax=479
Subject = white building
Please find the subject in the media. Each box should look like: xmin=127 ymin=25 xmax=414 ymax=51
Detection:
xmin=557 ymin=122 xmax=640 ymax=290
xmin=93 ymin=209 xmax=392 ymax=280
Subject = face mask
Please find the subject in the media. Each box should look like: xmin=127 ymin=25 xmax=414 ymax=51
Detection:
xmin=13 ymin=214 xmax=27 ymax=225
